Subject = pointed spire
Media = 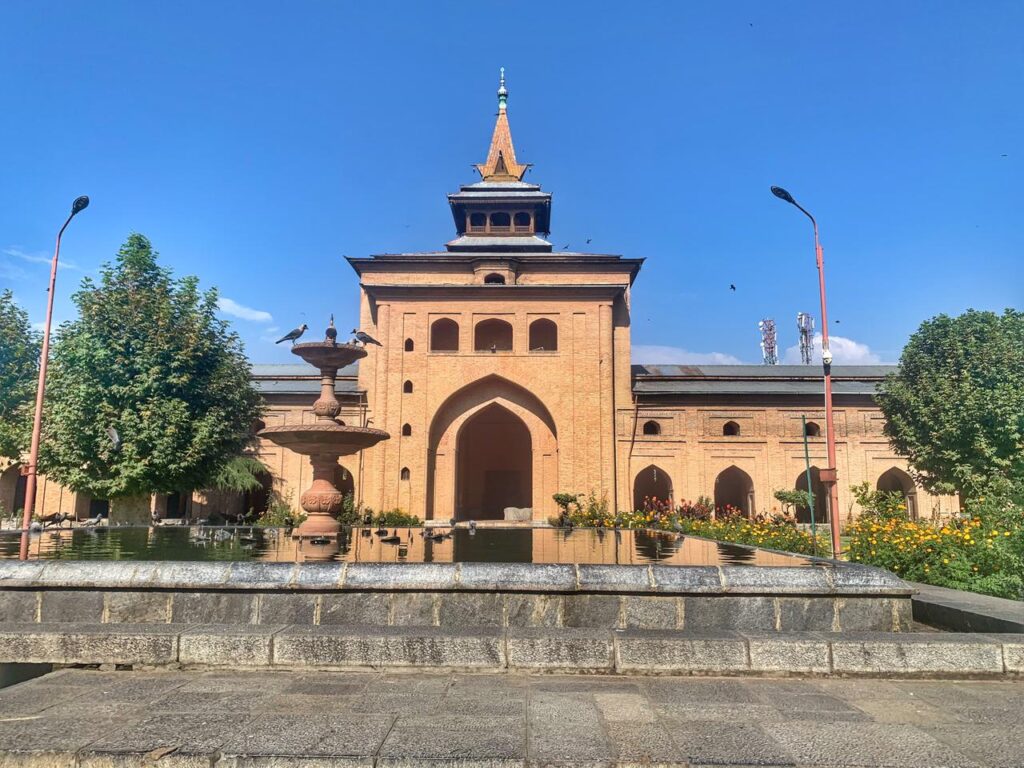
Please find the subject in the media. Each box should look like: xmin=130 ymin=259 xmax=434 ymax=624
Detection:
xmin=475 ymin=68 xmax=528 ymax=182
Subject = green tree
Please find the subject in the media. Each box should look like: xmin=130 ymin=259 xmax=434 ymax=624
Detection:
xmin=0 ymin=290 xmax=41 ymax=460
xmin=39 ymin=234 xmax=264 ymax=521
xmin=879 ymin=309 xmax=1024 ymax=497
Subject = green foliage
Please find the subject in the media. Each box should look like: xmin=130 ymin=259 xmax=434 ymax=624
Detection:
xmin=850 ymin=482 xmax=908 ymax=519
xmin=847 ymin=483 xmax=1024 ymax=600
xmin=879 ymin=308 xmax=1024 ymax=496
xmin=0 ymin=290 xmax=41 ymax=460
xmin=773 ymin=488 xmax=813 ymax=513
xmin=207 ymin=456 xmax=268 ymax=493
xmin=338 ymin=491 xmax=362 ymax=526
xmin=256 ymin=489 xmax=305 ymax=527
xmin=371 ymin=508 xmax=421 ymax=526
xmin=673 ymin=516 xmax=830 ymax=556
xmin=38 ymin=234 xmax=264 ymax=498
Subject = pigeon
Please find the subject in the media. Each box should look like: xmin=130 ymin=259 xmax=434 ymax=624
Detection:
xmin=351 ymin=329 xmax=383 ymax=347
xmin=585 ymin=238 xmax=592 ymax=244
xmin=490 ymin=344 xmax=497 ymax=354
xmin=106 ymin=426 xmax=121 ymax=451
xmin=326 ymin=315 xmax=338 ymax=345
xmin=276 ymin=324 xmax=308 ymax=345
xmin=729 ymin=284 xmax=737 ymax=292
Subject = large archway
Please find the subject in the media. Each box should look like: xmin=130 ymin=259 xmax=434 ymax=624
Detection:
xmin=877 ymin=467 xmax=918 ymax=519
xmin=427 ymin=375 xmax=557 ymax=521
xmin=795 ymin=467 xmax=829 ymax=523
xmin=632 ymin=464 xmax=672 ymax=511
xmin=456 ymin=403 xmax=532 ymax=519
xmin=0 ymin=465 xmax=26 ymax=519
xmin=714 ymin=466 xmax=754 ymax=517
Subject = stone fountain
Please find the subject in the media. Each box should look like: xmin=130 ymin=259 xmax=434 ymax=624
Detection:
xmin=258 ymin=324 xmax=388 ymax=539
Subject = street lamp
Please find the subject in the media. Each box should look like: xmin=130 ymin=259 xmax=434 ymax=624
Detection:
xmin=19 ymin=196 xmax=89 ymax=560
xmin=771 ymin=186 xmax=842 ymax=559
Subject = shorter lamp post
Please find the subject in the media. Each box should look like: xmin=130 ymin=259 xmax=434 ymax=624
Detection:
xmin=771 ymin=186 xmax=842 ymax=559
xmin=19 ymin=196 xmax=89 ymax=560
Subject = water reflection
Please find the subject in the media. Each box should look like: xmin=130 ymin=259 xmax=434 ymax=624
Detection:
xmin=0 ymin=526 xmax=813 ymax=567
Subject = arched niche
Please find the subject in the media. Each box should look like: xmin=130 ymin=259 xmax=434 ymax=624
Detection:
xmin=877 ymin=467 xmax=918 ymax=519
xmin=633 ymin=464 xmax=673 ymax=511
xmin=714 ymin=465 xmax=754 ymax=517
xmin=474 ymin=319 xmax=513 ymax=352
xmin=795 ymin=466 xmax=829 ymax=523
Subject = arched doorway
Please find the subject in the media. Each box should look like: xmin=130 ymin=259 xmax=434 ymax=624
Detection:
xmin=633 ymin=464 xmax=672 ymax=511
xmin=877 ymin=467 xmax=918 ymax=519
xmin=714 ymin=466 xmax=754 ymax=517
xmin=795 ymin=467 xmax=829 ymax=523
xmin=0 ymin=465 xmax=26 ymax=519
xmin=456 ymin=403 xmax=532 ymax=520
xmin=428 ymin=375 xmax=558 ymax=521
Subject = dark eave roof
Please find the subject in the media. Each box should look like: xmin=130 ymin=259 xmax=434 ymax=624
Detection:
xmin=632 ymin=364 xmax=895 ymax=396
xmin=251 ymin=363 xmax=360 ymax=396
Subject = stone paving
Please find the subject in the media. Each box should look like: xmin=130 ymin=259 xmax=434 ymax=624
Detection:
xmin=0 ymin=669 xmax=1021 ymax=766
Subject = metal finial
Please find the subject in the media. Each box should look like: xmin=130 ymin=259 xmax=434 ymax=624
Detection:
xmin=497 ymin=67 xmax=507 ymax=111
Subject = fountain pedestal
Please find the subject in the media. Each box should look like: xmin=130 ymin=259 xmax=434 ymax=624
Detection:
xmin=258 ymin=340 xmax=389 ymax=539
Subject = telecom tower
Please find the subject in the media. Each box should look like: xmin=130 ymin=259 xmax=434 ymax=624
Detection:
xmin=797 ymin=312 xmax=815 ymax=365
xmin=758 ymin=319 xmax=778 ymax=365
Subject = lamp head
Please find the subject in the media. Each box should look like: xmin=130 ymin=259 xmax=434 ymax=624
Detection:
xmin=770 ymin=186 xmax=796 ymax=205
xmin=71 ymin=196 xmax=90 ymax=216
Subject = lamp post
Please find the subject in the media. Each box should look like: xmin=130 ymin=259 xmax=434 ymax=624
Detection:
xmin=19 ymin=196 xmax=89 ymax=560
xmin=771 ymin=186 xmax=842 ymax=559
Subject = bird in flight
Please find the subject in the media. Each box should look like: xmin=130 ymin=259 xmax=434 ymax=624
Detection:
xmin=276 ymin=324 xmax=308 ymax=345
xmin=729 ymin=284 xmax=737 ymax=292
xmin=585 ymin=238 xmax=592 ymax=244
xmin=562 ymin=244 xmax=570 ymax=250
xmin=352 ymin=329 xmax=383 ymax=346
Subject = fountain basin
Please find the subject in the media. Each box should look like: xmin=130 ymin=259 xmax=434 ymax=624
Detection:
xmin=257 ymin=424 xmax=389 ymax=456
xmin=289 ymin=341 xmax=365 ymax=370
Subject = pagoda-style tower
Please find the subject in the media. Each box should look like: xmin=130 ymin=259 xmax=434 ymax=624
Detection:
xmin=347 ymin=70 xmax=642 ymax=521
xmin=446 ymin=69 xmax=552 ymax=255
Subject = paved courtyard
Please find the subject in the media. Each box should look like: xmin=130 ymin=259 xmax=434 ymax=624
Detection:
xmin=0 ymin=669 xmax=1021 ymax=766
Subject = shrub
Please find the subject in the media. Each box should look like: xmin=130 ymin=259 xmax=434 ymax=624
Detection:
xmin=256 ymin=490 xmax=306 ymax=528
xmin=371 ymin=508 xmax=421 ymax=527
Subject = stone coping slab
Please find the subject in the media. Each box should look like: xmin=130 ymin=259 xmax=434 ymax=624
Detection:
xmin=0 ymin=622 xmax=1020 ymax=677
xmin=0 ymin=559 xmax=911 ymax=596
xmin=910 ymin=580 xmax=1024 ymax=633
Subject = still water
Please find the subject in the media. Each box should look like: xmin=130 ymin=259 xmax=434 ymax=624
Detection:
xmin=0 ymin=526 xmax=813 ymax=566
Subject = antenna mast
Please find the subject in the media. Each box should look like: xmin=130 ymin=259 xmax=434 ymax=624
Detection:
xmin=758 ymin=319 xmax=778 ymax=365
xmin=797 ymin=312 xmax=815 ymax=365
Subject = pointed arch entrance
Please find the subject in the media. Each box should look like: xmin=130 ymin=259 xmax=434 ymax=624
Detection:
xmin=428 ymin=375 xmax=557 ymax=521
xmin=714 ymin=466 xmax=754 ymax=517
xmin=877 ymin=467 xmax=918 ymax=519
xmin=795 ymin=467 xmax=829 ymax=523
xmin=633 ymin=464 xmax=672 ymax=511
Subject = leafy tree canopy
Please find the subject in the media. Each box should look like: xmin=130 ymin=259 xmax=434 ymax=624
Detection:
xmin=0 ymin=290 xmax=40 ymax=461
xmin=38 ymin=234 xmax=264 ymax=498
xmin=879 ymin=308 xmax=1024 ymax=497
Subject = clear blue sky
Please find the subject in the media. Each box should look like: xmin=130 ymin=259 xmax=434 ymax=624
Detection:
xmin=2 ymin=1 xmax=1021 ymax=365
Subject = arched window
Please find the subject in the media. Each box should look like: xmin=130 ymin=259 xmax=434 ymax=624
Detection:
xmin=474 ymin=318 xmax=513 ymax=351
xmin=400 ymin=467 xmax=410 ymax=481
xmin=489 ymin=212 xmax=511 ymax=232
xmin=430 ymin=318 xmax=459 ymax=351
xmin=528 ymin=318 xmax=558 ymax=351
xmin=723 ymin=421 xmax=740 ymax=436
xmin=714 ymin=466 xmax=755 ymax=517
xmin=403 ymin=380 xmax=413 ymax=394
xmin=402 ymin=423 xmax=412 ymax=437
xmin=513 ymin=212 xmax=531 ymax=232
xmin=877 ymin=467 xmax=918 ymax=519
xmin=469 ymin=212 xmax=486 ymax=232
xmin=642 ymin=420 xmax=661 ymax=436
xmin=484 ymin=273 xmax=506 ymax=285
xmin=795 ymin=467 xmax=829 ymax=523
xmin=632 ymin=464 xmax=673 ymax=512
xmin=404 ymin=338 xmax=414 ymax=352
xmin=804 ymin=421 xmax=821 ymax=437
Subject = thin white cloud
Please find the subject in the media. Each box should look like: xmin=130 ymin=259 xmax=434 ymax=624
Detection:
xmin=632 ymin=344 xmax=744 ymax=365
xmin=3 ymin=246 xmax=80 ymax=271
xmin=782 ymin=333 xmax=884 ymax=365
xmin=217 ymin=297 xmax=273 ymax=323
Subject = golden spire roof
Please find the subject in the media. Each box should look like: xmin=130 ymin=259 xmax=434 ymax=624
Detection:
xmin=475 ymin=68 xmax=529 ymax=182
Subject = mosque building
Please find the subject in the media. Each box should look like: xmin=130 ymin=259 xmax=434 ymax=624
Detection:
xmin=1 ymin=74 xmax=956 ymax=526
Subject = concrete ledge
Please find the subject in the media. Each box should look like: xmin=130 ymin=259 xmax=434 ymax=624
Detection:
xmin=910 ymin=581 xmax=1024 ymax=633
xmin=273 ymin=625 xmax=505 ymax=669
xmin=0 ymin=623 xmax=178 ymax=665
xmin=830 ymin=632 xmax=1005 ymax=675
xmin=0 ymin=623 xmax=1021 ymax=676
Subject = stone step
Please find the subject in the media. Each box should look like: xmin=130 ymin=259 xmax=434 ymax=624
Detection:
xmin=0 ymin=622 xmax=1021 ymax=677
